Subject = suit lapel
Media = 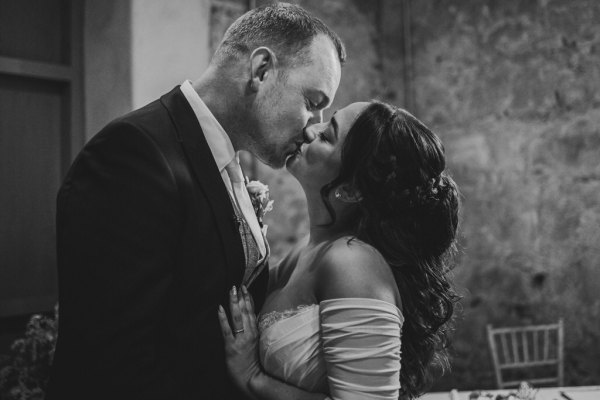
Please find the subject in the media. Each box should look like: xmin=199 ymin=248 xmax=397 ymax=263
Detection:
xmin=159 ymin=86 xmax=245 ymax=283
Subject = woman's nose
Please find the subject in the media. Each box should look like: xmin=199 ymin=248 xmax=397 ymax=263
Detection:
xmin=303 ymin=126 xmax=316 ymax=143
xmin=308 ymin=110 xmax=323 ymax=125
xmin=304 ymin=113 xmax=323 ymax=143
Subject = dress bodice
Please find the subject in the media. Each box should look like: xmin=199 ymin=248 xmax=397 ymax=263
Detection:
xmin=258 ymin=298 xmax=404 ymax=399
xmin=259 ymin=304 xmax=328 ymax=392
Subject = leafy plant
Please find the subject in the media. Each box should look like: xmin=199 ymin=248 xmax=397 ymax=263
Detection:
xmin=0 ymin=305 xmax=58 ymax=400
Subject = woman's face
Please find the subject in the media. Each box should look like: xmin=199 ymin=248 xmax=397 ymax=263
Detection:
xmin=287 ymin=102 xmax=370 ymax=191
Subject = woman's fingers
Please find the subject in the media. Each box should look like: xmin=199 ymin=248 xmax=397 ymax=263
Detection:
xmin=229 ymin=286 xmax=244 ymax=333
xmin=241 ymin=285 xmax=257 ymax=335
xmin=238 ymin=293 xmax=253 ymax=334
xmin=220 ymin=285 xmax=257 ymax=340
xmin=217 ymin=305 xmax=233 ymax=339
xmin=243 ymin=284 xmax=256 ymax=313
xmin=241 ymin=285 xmax=255 ymax=315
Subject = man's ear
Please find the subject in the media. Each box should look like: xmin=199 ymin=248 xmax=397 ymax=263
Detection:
xmin=249 ymin=47 xmax=276 ymax=92
xmin=334 ymin=183 xmax=363 ymax=203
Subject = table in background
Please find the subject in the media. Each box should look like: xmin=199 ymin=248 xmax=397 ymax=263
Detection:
xmin=419 ymin=386 xmax=600 ymax=400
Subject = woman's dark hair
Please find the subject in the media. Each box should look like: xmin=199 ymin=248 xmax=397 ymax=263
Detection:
xmin=321 ymin=100 xmax=461 ymax=399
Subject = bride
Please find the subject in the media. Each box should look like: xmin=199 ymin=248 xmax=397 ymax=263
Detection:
xmin=217 ymin=100 xmax=460 ymax=400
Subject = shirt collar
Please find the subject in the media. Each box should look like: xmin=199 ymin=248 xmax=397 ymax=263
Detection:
xmin=179 ymin=80 xmax=236 ymax=171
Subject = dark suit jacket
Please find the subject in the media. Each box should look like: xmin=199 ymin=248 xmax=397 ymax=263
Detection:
xmin=46 ymin=87 xmax=268 ymax=400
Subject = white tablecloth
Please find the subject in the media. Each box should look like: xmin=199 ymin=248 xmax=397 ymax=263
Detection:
xmin=419 ymin=386 xmax=600 ymax=400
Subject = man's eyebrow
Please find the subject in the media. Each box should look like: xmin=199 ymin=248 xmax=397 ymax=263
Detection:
xmin=331 ymin=112 xmax=339 ymax=140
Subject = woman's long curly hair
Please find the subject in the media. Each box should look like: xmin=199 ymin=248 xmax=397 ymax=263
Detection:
xmin=320 ymin=101 xmax=461 ymax=399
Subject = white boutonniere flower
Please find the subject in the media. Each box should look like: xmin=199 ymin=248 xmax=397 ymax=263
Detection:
xmin=245 ymin=178 xmax=274 ymax=235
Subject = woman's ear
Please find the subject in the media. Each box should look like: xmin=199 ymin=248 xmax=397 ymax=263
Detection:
xmin=249 ymin=47 xmax=276 ymax=92
xmin=334 ymin=184 xmax=363 ymax=203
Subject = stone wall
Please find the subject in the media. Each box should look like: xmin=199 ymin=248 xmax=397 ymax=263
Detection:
xmin=210 ymin=0 xmax=600 ymax=388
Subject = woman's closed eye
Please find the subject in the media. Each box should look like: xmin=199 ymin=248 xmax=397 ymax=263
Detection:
xmin=318 ymin=130 xmax=330 ymax=142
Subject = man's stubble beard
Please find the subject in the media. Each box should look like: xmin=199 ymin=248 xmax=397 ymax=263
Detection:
xmin=249 ymin=138 xmax=286 ymax=169
xmin=245 ymin=94 xmax=288 ymax=169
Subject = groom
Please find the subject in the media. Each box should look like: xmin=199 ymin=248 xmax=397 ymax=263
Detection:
xmin=46 ymin=3 xmax=344 ymax=400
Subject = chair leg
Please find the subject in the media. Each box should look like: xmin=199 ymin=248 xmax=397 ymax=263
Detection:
xmin=487 ymin=324 xmax=503 ymax=389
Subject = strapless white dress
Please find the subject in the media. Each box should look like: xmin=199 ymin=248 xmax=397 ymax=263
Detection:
xmin=258 ymin=298 xmax=404 ymax=400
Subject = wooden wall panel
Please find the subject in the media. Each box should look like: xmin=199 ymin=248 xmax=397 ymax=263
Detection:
xmin=0 ymin=0 xmax=69 ymax=65
xmin=0 ymin=75 xmax=65 ymax=316
xmin=0 ymin=0 xmax=81 ymax=317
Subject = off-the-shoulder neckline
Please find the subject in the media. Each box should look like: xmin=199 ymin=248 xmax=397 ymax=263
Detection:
xmin=259 ymin=298 xmax=403 ymax=326
xmin=258 ymin=298 xmax=404 ymax=333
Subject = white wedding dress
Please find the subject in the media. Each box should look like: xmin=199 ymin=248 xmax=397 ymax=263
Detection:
xmin=258 ymin=298 xmax=404 ymax=400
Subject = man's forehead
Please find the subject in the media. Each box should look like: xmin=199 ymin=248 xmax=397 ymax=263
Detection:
xmin=308 ymin=35 xmax=341 ymax=72
xmin=303 ymin=36 xmax=342 ymax=97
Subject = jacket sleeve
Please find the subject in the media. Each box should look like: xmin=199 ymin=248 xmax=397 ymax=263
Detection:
xmin=55 ymin=120 xmax=184 ymax=399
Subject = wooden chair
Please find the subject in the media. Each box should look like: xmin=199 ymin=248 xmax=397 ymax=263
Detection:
xmin=486 ymin=320 xmax=564 ymax=389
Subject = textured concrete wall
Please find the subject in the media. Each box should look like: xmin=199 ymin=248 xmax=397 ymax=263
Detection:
xmin=409 ymin=0 xmax=600 ymax=388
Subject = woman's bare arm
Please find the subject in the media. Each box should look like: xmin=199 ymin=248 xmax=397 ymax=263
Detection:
xmin=218 ymin=285 xmax=329 ymax=400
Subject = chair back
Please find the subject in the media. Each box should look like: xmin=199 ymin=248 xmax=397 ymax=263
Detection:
xmin=486 ymin=320 xmax=564 ymax=389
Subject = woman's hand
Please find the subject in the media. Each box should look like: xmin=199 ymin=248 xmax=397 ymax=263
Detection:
xmin=217 ymin=285 xmax=263 ymax=396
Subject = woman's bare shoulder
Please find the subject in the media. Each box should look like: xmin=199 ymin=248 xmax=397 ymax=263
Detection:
xmin=315 ymin=236 xmax=399 ymax=304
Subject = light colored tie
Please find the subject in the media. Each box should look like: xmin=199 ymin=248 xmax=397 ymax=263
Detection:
xmin=224 ymin=157 xmax=266 ymax=257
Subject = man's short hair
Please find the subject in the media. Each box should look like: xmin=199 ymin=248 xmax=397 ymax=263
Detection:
xmin=212 ymin=2 xmax=346 ymax=67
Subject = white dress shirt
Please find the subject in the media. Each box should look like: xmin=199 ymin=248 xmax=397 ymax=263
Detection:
xmin=179 ymin=80 xmax=266 ymax=257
